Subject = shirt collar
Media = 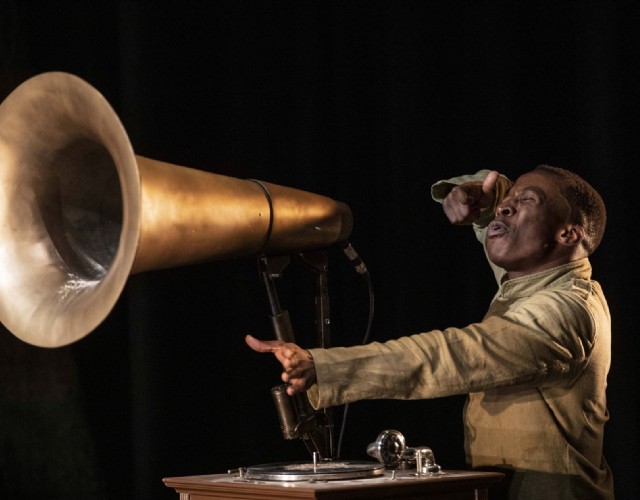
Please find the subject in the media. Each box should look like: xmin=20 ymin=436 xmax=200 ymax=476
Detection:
xmin=497 ymin=258 xmax=592 ymax=299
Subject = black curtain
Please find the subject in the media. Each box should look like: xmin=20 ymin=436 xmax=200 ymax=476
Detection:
xmin=1 ymin=1 xmax=638 ymax=498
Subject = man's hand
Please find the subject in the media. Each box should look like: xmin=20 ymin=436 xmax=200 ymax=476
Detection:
xmin=245 ymin=335 xmax=317 ymax=395
xmin=443 ymin=170 xmax=499 ymax=225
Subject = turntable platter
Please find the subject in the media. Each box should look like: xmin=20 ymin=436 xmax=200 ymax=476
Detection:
xmin=245 ymin=460 xmax=385 ymax=481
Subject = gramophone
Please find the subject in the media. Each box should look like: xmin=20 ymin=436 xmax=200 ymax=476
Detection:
xmin=0 ymin=71 xmax=372 ymax=476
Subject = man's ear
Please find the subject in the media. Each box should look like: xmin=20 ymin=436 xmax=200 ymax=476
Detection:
xmin=557 ymin=224 xmax=584 ymax=247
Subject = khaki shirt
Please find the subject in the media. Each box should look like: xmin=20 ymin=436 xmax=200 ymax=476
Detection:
xmin=307 ymin=171 xmax=613 ymax=499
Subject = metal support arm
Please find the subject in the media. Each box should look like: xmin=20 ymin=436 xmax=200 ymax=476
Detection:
xmin=258 ymin=253 xmax=334 ymax=460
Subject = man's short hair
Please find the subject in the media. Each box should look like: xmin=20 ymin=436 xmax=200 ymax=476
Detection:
xmin=534 ymin=165 xmax=606 ymax=255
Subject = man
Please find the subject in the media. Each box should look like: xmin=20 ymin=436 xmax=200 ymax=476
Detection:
xmin=246 ymin=166 xmax=613 ymax=499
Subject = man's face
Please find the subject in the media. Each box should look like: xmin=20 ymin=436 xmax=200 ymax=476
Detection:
xmin=486 ymin=171 xmax=572 ymax=278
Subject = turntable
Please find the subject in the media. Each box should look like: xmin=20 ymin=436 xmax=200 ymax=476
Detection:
xmin=242 ymin=459 xmax=386 ymax=482
xmin=163 ymin=430 xmax=503 ymax=499
xmin=238 ymin=429 xmax=438 ymax=482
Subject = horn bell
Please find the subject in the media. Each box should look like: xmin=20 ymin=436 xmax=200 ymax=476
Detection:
xmin=0 ymin=72 xmax=352 ymax=348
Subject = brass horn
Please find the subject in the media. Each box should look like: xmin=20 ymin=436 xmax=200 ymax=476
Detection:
xmin=0 ymin=72 xmax=352 ymax=348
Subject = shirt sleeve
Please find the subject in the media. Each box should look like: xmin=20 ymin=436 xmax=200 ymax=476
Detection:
xmin=307 ymin=287 xmax=595 ymax=410
xmin=430 ymin=169 xmax=512 ymax=229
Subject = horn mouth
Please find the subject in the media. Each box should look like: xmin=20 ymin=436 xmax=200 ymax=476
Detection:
xmin=0 ymin=72 xmax=140 ymax=347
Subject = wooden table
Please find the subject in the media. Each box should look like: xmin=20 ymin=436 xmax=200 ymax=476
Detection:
xmin=163 ymin=469 xmax=503 ymax=499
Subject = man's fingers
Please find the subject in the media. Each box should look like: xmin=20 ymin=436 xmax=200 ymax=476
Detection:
xmin=246 ymin=336 xmax=315 ymax=395
xmin=449 ymin=185 xmax=474 ymax=205
xmin=282 ymin=373 xmax=312 ymax=395
xmin=285 ymin=383 xmax=302 ymax=396
xmin=285 ymin=378 xmax=308 ymax=395
xmin=482 ymin=170 xmax=499 ymax=195
xmin=245 ymin=334 xmax=284 ymax=353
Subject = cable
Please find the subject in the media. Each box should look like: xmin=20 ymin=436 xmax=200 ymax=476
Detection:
xmin=335 ymin=244 xmax=374 ymax=459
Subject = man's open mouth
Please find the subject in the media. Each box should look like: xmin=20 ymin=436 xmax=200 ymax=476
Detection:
xmin=488 ymin=220 xmax=509 ymax=238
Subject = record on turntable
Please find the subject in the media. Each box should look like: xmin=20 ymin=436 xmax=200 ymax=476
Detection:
xmin=245 ymin=460 xmax=385 ymax=481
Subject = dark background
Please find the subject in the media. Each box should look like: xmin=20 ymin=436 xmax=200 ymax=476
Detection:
xmin=1 ymin=1 xmax=638 ymax=498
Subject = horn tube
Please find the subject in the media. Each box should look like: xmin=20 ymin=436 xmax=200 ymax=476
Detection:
xmin=0 ymin=72 xmax=352 ymax=347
